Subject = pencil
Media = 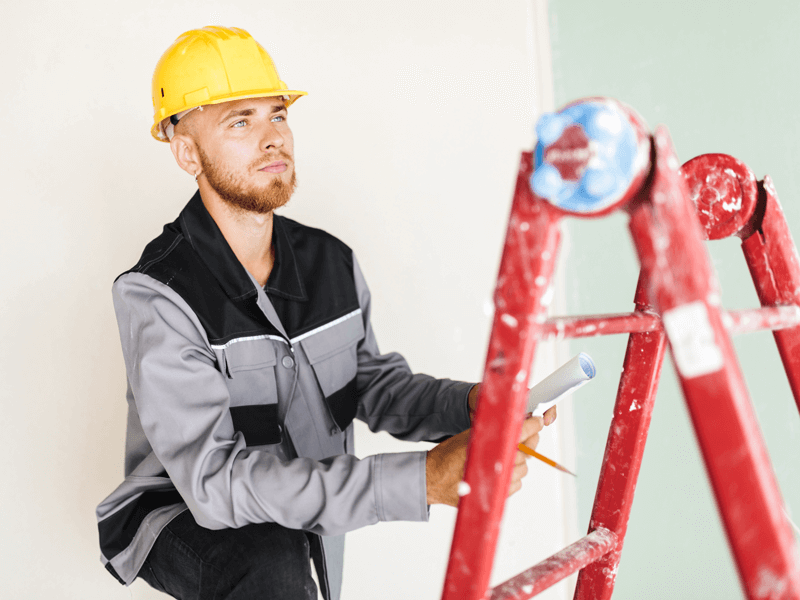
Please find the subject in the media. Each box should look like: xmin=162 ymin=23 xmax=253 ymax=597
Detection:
xmin=518 ymin=443 xmax=576 ymax=477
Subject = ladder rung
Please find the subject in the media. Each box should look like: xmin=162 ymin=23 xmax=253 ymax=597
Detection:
xmin=542 ymin=305 xmax=800 ymax=340
xmin=723 ymin=305 xmax=800 ymax=334
xmin=542 ymin=312 xmax=660 ymax=338
xmin=489 ymin=528 xmax=618 ymax=600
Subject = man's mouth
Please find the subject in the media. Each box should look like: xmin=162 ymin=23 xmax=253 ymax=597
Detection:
xmin=259 ymin=160 xmax=288 ymax=174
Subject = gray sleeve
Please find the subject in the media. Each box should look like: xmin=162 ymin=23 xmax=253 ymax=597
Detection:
xmin=113 ymin=272 xmax=429 ymax=535
xmin=352 ymin=255 xmax=474 ymax=441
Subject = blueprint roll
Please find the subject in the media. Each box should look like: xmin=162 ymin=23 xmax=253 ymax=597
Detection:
xmin=526 ymin=352 xmax=596 ymax=416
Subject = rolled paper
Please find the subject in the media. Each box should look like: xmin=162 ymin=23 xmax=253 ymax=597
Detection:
xmin=526 ymin=352 xmax=596 ymax=416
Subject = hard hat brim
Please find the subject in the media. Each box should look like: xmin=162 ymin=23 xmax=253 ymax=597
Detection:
xmin=151 ymin=89 xmax=307 ymax=142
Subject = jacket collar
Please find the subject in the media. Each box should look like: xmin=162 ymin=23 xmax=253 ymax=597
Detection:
xmin=178 ymin=191 xmax=307 ymax=302
xmin=265 ymin=216 xmax=307 ymax=301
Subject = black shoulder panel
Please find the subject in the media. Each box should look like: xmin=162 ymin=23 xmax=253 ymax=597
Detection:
xmin=115 ymin=221 xmax=182 ymax=283
xmin=119 ymin=223 xmax=281 ymax=346
xmin=116 ymin=214 xmax=360 ymax=346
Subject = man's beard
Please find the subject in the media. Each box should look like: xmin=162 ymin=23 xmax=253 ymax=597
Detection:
xmin=198 ymin=148 xmax=297 ymax=214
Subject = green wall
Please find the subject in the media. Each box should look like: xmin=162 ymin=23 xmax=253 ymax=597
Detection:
xmin=548 ymin=2 xmax=800 ymax=598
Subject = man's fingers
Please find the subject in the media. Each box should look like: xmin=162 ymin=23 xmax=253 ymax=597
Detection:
xmin=543 ymin=404 xmax=558 ymax=426
xmin=520 ymin=432 xmax=540 ymax=452
xmin=468 ymin=384 xmax=481 ymax=423
xmin=425 ymin=427 xmax=472 ymax=506
xmin=508 ymin=462 xmax=528 ymax=497
xmin=512 ymin=460 xmax=528 ymax=482
xmin=518 ymin=416 xmax=544 ymax=443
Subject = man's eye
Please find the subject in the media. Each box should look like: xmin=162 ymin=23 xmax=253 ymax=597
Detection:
xmin=232 ymin=120 xmax=247 ymax=128
xmin=271 ymin=115 xmax=286 ymax=123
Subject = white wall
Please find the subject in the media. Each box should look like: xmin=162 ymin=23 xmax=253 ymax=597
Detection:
xmin=0 ymin=1 xmax=576 ymax=598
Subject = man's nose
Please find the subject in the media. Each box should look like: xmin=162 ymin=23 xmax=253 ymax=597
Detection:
xmin=260 ymin=122 xmax=285 ymax=151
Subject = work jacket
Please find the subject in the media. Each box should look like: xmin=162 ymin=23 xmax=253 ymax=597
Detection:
xmin=95 ymin=192 xmax=473 ymax=599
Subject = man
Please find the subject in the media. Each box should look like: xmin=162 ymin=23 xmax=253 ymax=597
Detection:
xmin=96 ymin=26 xmax=555 ymax=600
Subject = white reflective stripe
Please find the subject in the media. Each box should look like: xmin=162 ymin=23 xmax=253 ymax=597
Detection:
xmin=211 ymin=334 xmax=289 ymax=350
xmin=209 ymin=308 xmax=363 ymax=350
xmin=290 ymin=308 xmax=363 ymax=344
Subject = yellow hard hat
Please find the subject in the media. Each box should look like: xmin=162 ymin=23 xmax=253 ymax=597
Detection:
xmin=151 ymin=26 xmax=307 ymax=141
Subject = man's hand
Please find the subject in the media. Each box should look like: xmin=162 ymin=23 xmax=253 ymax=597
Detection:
xmin=468 ymin=383 xmax=558 ymax=426
xmin=426 ymin=416 xmax=545 ymax=507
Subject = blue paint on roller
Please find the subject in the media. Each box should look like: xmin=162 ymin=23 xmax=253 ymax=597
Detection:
xmin=531 ymin=101 xmax=639 ymax=214
xmin=530 ymin=163 xmax=563 ymax=199
xmin=535 ymin=112 xmax=568 ymax=146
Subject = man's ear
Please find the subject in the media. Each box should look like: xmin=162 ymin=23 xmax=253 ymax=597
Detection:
xmin=170 ymin=134 xmax=202 ymax=178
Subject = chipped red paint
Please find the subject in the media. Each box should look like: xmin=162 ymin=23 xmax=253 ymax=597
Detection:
xmin=681 ymin=154 xmax=759 ymax=241
xmin=490 ymin=528 xmax=618 ymax=600
xmin=724 ymin=306 xmax=800 ymax=335
xmin=542 ymin=311 xmax=662 ymax=337
xmin=540 ymin=306 xmax=800 ymax=339
xmin=573 ymin=275 xmax=667 ymax=600
xmin=628 ymin=128 xmax=800 ymax=600
xmin=544 ymin=124 xmax=592 ymax=181
xmin=441 ymin=151 xmax=563 ymax=600
xmin=441 ymin=100 xmax=800 ymax=600
xmin=681 ymin=153 xmax=800 ymax=414
xmin=741 ymin=177 xmax=800 ymax=414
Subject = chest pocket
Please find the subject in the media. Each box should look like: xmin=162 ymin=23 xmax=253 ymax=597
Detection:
xmin=221 ymin=338 xmax=282 ymax=446
xmin=299 ymin=313 xmax=365 ymax=432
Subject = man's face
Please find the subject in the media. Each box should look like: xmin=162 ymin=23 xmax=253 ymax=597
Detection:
xmin=180 ymin=96 xmax=296 ymax=214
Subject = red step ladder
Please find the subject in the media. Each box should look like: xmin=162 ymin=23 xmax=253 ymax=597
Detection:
xmin=440 ymin=98 xmax=800 ymax=600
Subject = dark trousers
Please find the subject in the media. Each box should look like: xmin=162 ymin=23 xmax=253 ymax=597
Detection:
xmin=137 ymin=509 xmax=319 ymax=600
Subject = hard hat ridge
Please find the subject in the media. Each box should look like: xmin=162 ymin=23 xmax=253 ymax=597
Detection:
xmin=150 ymin=26 xmax=307 ymax=141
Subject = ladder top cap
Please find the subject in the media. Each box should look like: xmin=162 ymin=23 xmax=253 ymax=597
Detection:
xmin=531 ymin=97 xmax=651 ymax=218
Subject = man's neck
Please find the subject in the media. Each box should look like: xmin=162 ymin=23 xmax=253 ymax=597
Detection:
xmin=200 ymin=190 xmax=275 ymax=288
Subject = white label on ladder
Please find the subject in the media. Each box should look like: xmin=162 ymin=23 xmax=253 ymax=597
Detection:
xmin=662 ymin=301 xmax=724 ymax=378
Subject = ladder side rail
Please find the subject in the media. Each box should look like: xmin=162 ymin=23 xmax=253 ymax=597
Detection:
xmin=440 ymin=152 xmax=563 ymax=600
xmin=681 ymin=154 xmax=800 ymax=415
xmin=629 ymin=128 xmax=800 ymax=600
xmin=741 ymin=177 xmax=800 ymax=414
xmin=490 ymin=528 xmax=618 ymax=600
xmin=573 ymin=272 xmax=668 ymax=600
xmin=485 ymin=175 xmax=800 ymax=598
